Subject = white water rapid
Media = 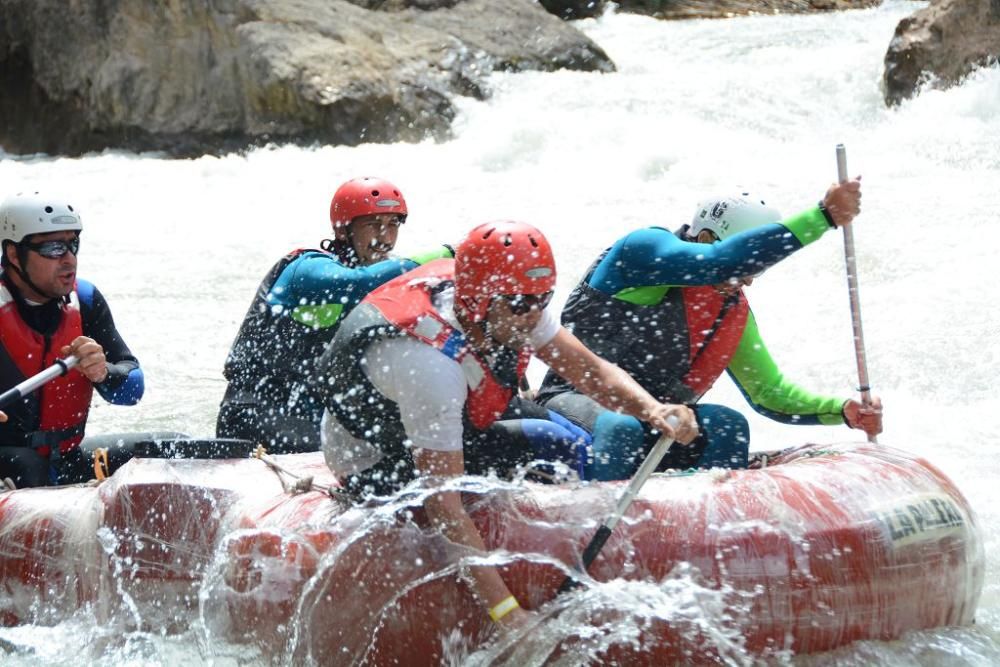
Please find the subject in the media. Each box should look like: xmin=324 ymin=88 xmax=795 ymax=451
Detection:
xmin=1 ymin=1 xmax=999 ymax=663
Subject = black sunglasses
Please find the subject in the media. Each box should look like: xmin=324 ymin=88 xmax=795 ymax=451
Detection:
xmin=496 ymin=291 xmax=554 ymax=315
xmin=22 ymin=237 xmax=80 ymax=259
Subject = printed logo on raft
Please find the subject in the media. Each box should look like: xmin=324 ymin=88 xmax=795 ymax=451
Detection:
xmin=872 ymin=493 xmax=966 ymax=548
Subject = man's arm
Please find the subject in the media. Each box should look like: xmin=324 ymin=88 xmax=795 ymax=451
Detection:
xmin=727 ymin=310 xmax=848 ymax=426
xmin=413 ymin=447 xmax=528 ymax=628
xmin=536 ymin=327 xmax=697 ymax=442
xmin=590 ymin=179 xmax=861 ymax=294
xmin=591 ymin=207 xmax=834 ymax=294
xmin=366 ymin=338 xmax=529 ymax=628
xmin=267 ymin=250 xmax=450 ymax=328
xmin=269 ymin=252 xmax=417 ymax=309
xmin=75 ymin=280 xmax=143 ymax=405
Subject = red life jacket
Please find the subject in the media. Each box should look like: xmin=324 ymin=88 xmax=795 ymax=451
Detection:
xmin=0 ymin=282 xmax=92 ymax=457
xmin=367 ymin=260 xmax=531 ymax=430
xmin=679 ymin=285 xmax=749 ymax=398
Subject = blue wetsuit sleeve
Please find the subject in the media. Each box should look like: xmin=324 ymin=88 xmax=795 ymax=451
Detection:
xmin=78 ymin=280 xmax=144 ymax=405
xmin=588 ymin=208 xmax=831 ymax=293
xmin=266 ymin=252 xmax=418 ymax=312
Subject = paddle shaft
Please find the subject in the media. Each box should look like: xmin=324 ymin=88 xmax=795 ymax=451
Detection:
xmin=836 ymin=145 xmax=876 ymax=444
xmin=558 ymin=425 xmax=676 ymax=593
xmin=0 ymin=356 xmax=80 ymax=411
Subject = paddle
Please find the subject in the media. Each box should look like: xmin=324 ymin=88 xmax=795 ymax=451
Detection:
xmin=0 ymin=355 xmax=79 ymax=411
xmin=557 ymin=415 xmax=679 ymax=593
xmin=836 ymin=145 xmax=877 ymax=444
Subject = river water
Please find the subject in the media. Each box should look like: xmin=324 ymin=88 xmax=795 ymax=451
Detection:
xmin=1 ymin=0 xmax=999 ymax=664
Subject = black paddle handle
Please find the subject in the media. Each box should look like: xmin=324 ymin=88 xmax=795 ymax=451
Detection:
xmin=0 ymin=387 xmax=21 ymax=411
xmin=554 ymin=423 xmax=678 ymax=596
xmin=558 ymin=525 xmax=612 ymax=593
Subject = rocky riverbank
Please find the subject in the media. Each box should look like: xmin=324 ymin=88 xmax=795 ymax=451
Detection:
xmin=2 ymin=0 xmax=997 ymax=157
xmin=0 ymin=0 xmax=612 ymax=157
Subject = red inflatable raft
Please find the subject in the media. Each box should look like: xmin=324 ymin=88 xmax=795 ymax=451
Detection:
xmin=0 ymin=442 xmax=983 ymax=663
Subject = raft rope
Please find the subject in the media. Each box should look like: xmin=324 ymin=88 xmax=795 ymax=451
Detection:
xmin=251 ymin=445 xmax=352 ymax=503
xmin=93 ymin=448 xmax=110 ymax=481
xmin=515 ymin=462 xmax=580 ymax=485
xmin=748 ymin=452 xmax=771 ymax=469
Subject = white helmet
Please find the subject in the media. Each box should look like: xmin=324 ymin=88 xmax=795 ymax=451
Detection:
xmin=0 ymin=192 xmax=83 ymax=244
xmin=689 ymin=192 xmax=780 ymax=241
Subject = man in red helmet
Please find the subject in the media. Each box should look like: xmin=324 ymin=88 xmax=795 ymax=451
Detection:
xmin=315 ymin=221 xmax=699 ymax=629
xmin=216 ymin=177 xmax=452 ymax=452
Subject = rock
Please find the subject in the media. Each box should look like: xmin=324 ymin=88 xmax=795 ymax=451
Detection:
xmin=0 ymin=0 xmax=613 ymax=157
xmin=598 ymin=0 xmax=877 ymax=20
xmin=404 ymin=2 xmax=614 ymax=74
xmin=537 ymin=0 xmax=609 ymax=20
xmin=883 ymin=0 xmax=1000 ymax=106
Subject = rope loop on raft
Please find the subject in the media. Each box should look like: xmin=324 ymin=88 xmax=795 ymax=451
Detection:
xmin=251 ymin=444 xmax=352 ymax=503
xmin=513 ymin=460 xmax=580 ymax=485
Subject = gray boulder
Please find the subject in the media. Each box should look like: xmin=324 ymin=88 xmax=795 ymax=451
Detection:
xmin=884 ymin=0 xmax=1000 ymax=106
xmin=0 ymin=0 xmax=613 ymax=157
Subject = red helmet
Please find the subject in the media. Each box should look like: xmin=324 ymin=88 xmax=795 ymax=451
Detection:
xmin=329 ymin=177 xmax=408 ymax=231
xmin=454 ymin=221 xmax=557 ymax=322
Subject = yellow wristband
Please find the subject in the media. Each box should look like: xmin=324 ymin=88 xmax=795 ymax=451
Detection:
xmin=487 ymin=595 xmax=520 ymax=623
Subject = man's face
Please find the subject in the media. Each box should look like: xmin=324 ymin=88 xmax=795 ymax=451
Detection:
xmin=349 ymin=214 xmax=402 ymax=265
xmin=484 ymin=291 xmax=553 ymax=348
xmin=8 ymin=231 xmax=80 ymax=300
xmin=694 ymin=229 xmax=756 ymax=296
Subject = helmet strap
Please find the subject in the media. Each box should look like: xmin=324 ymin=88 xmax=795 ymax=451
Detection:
xmin=456 ymin=304 xmax=492 ymax=351
xmin=475 ymin=307 xmax=511 ymax=353
xmin=6 ymin=242 xmax=59 ymax=302
xmin=466 ymin=318 xmax=503 ymax=360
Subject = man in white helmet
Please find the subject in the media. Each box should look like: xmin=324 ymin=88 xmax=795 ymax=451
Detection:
xmin=537 ymin=178 xmax=882 ymax=479
xmin=0 ymin=192 xmax=144 ymax=488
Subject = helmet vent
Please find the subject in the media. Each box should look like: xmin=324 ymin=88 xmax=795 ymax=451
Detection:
xmin=370 ymin=190 xmax=380 ymax=197
xmin=44 ymin=206 xmax=53 ymax=213
xmin=68 ymin=205 xmax=74 ymax=211
xmin=501 ymin=234 xmax=513 ymax=247
xmin=528 ymin=235 xmax=539 ymax=248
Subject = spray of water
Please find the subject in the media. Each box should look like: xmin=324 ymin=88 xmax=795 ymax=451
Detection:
xmin=2 ymin=1 xmax=999 ymax=663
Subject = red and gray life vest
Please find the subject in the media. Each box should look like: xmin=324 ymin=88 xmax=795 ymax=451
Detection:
xmin=538 ymin=253 xmax=748 ymax=406
xmin=321 ymin=259 xmax=530 ymax=465
xmin=0 ymin=282 xmax=92 ymax=458
xmin=676 ymin=285 xmax=748 ymax=397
